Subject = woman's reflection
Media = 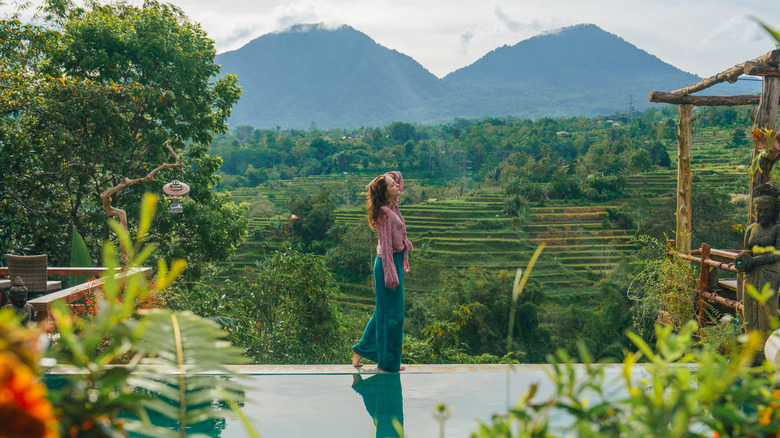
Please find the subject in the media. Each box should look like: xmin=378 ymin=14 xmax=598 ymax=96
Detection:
xmin=352 ymin=373 xmax=404 ymax=438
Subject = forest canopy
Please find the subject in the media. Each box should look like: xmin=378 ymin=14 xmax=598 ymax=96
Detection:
xmin=0 ymin=0 xmax=247 ymax=276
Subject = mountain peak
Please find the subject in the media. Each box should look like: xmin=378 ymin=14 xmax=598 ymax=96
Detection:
xmin=216 ymin=22 xmax=445 ymax=129
xmin=215 ymin=23 xmax=735 ymax=129
xmin=277 ymin=23 xmax=350 ymax=34
xmin=443 ymin=23 xmax=695 ymax=87
xmin=539 ymin=23 xmax=600 ymax=36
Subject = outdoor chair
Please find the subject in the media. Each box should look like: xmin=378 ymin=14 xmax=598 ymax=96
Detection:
xmin=5 ymin=254 xmax=62 ymax=300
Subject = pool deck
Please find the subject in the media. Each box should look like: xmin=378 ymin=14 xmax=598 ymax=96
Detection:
xmin=225 ymin=364 xmax=553 ymax=374
xmin=46 ymin=363 xmax=632 ymax=375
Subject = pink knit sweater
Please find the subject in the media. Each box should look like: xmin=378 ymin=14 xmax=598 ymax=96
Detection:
xmin=376 ymin=171 xmax=413 ymax=288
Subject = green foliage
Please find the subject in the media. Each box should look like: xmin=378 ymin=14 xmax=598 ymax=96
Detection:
xmin=1 ymin=1 xmax=246 ymax=278
xmin=407 ymin=264 xmax=552 ymax=363
xmin=167 ymin=247 xmax=347 ymax=364
xmin=606 ymin=197 xmax=652 ymax=231
xmin=325 ymin=221 xmax=376 ymax=282
xmin=727 ymin=126 xmax=750 ymax=149
xmin=627 ymin=148 xmax=652 ymax=174
xmin=471 ymin=322 xmax=779 ymax=438
xmin=640 ymin=186 xmax=744 ymax=250
xmin=125 ymin=311 xmax=249 ymax=438
xmin=46 ymin=193 xmax=254 ymax=437
xmin=582 ymin=175 xmax=626 ymax=202
xmin=627 ymin=236 xmax=698 ymax=341
xmin=287 ymin=187 xmax=336 ymax=253
xmin=69 ymin=226 xmax=92 ymax=287
xmin=543 ymin=281 xmax=634 ymax=361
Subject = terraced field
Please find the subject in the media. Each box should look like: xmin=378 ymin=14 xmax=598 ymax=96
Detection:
xmin=523 ymin=205 xmax=635 ymax=282
xmin=335 ymin=194 xmax=634 ymax=297
xmin=217 ymin=124 xmax=752 ymax=301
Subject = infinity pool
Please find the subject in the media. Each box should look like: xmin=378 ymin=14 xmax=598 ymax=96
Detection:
xmin=183 ymin=364 xmax=638 ymax=437
xmin=47 ymin=364 xmax=644 ymax=437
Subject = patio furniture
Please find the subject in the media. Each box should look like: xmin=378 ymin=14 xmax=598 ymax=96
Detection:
xmin=5 ymin=254 xmax=62 ymax=300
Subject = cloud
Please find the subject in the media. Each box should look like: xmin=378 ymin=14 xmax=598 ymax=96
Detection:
xmin=697 ymin=15 xmax=759 ymax=50
xmin=222 ymin=24 xmax=263 ymax=47
xmin=493 ymin=5 xmax=527 ymax=33
xmin=270 ymin=0 xmax=349 ymax=30
xmin=459 ymin=31 xmax=474 ymax=55
xmin=273 ymin=2 xmax=321 ymax=29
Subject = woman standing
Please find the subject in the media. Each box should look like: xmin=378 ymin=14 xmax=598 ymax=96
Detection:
xmin=352 ymin=171 xmax=413 ymax=372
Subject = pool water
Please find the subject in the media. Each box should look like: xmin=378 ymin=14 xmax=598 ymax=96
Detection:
xmin=46 ymin=364 xmax=642 ymax=437
xmin=202 ymin=364 xmax=634 ymax=437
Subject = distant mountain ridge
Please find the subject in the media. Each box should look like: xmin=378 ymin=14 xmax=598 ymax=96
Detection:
xmin=216 ymin=23 xmax=759 ymax=129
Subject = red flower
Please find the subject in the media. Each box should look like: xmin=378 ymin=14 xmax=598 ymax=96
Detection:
xmin=0 ymin=352 xmax=58 ymax=438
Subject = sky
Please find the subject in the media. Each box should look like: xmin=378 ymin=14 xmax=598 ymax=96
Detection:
xmin=168 ymin=0 xmax=780 ymax=79
xmin=3 ymin=0 xmax=780 ymax=79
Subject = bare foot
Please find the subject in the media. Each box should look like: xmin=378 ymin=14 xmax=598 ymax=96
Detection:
xmin=377 ymin=365 xmax=406 ymax=372
xmin=352 ymin=350 xmax=364 ymax=367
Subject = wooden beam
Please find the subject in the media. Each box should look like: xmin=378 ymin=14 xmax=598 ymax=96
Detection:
xmin=744 ymin=61 xmax=780 ymax=77
xmin=648 ymin=91 xmax=759 ymax=106
xmin=676 ymin=105 xmax=694 ymax=255
xmin=698 ymin=289 xmax=743 ymax=311
xmin=676 ymin=252 xmax=738 ymax=273
xmin=27 ymin=267 xmax=153 ymax=326
xmin=671 ymin=49 xmax=780 ymax=95
xmin=0 ymin=267 xmax=121 ymax=277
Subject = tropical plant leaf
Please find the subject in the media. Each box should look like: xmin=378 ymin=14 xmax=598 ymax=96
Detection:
xmin=752 ymin=17 xmax=780 ymax=45
xmin=128 ymin=309 xmax=250 ymax=435
xmin=69 ymin=226 xmax=92 ymax=287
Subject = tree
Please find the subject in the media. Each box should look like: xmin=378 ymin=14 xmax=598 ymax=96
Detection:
xmin=0 ymin=1 xmax=246 ymax=275
xmin=287 ymin=187 xmax=336 ymax=253
xmin=325 ymin=222 xmax=376 ymax=282
xmin=628 ymin=148 xmax=652 ymax=174
xmin=387 ymin=121 xmax=418 ymax=144
xmin=647 ymin=141 xmax=671 ymax=167
xmin=244 ymin=248 xmax=342 ymax=362
xmin=728 ymin=127 xmax=749 ymax=149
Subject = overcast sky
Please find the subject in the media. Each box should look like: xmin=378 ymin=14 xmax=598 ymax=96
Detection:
xmin=4 ymin=0 xmax=780 ymax=78
xmin=165 ymin=0 xmax=780 ymax=79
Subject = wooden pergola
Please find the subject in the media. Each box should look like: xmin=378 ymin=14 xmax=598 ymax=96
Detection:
xmin=648 ymin=49 xmax=780 ymax=255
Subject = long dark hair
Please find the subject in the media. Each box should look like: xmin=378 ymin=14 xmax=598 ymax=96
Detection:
xmin=366 ymin=175 xmax=390 ymax=230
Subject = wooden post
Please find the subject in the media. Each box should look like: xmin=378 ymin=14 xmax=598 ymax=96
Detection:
xmin=676 ymin=105 xmax=694 ymax=255
xmin=748 ymin=77 xmax=780 ymax=224
xmin=698 ymin=244 xmax=710 ymax=327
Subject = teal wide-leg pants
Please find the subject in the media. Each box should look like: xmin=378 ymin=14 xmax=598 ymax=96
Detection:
xmin=352 ymin=252 xmax=405 ymax=372
xmin=352 ymin=373 xmax=404 ymax=437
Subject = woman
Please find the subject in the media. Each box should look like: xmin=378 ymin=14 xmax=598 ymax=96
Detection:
xmin=737 ymin=182 xmax=780 ymax=332
xmin=352 ymin=171 xmax=413 ymax=372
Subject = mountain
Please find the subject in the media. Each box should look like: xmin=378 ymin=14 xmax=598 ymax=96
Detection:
xmin=215 ymin=24 xmax=447 ymax=129
xmin=216 ymin=23 xmax=760 ymax=129
xmin=438 ymin=24 xmax=700 ymax=119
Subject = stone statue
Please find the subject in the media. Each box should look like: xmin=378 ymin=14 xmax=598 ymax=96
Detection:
xmin=736 ymin=182 xmax=780 ymax=333
xmin=2 ymin=276 xmax=36 ymax=324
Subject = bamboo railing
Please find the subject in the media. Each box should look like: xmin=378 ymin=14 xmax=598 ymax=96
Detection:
xmin=666 ymin=240 xmax=742 ymax=327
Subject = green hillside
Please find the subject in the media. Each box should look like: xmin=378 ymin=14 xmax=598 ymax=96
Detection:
xmin=214 ymin=112 xmax=754 ymax=314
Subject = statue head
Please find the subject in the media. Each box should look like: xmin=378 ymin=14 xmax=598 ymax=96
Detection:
xmin=5 ymin=276 xmax=34 ymax=324
xmin=754 ymin=182 xmax=780 ymax=226
xmin=9 ymin=276 xmax=28 ymax=308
